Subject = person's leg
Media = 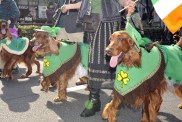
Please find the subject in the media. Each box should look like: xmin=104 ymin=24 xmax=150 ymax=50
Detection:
xmin=80 ymin=87 xmax=101 ymax=117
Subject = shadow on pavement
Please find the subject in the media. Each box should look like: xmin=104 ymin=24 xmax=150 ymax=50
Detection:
xmin=157 ymin=112 xmax=182 ymax=122
xmin=0 ymin=68 xmax=40 ymax=112
xmin=45 ymin=90 xmax=142 ymax=122
xmin=46 ymin=91 xmax=109 ymax=122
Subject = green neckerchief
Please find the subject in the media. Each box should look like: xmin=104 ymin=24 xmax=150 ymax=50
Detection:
xmin=43 ymin=42 xmax=77 ymax=77
xmin=43 ymin=42 xmax=90 ymax=76
xmin=114 ymin=47 xmax=161 ymax=96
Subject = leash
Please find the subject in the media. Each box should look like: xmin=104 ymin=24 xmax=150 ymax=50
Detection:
xmin=54 ymin=0 xmax=70 ymax=26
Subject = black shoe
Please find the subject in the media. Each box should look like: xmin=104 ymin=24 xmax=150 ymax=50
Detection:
xmin=80 ymin=99 xmax=101 ymax=117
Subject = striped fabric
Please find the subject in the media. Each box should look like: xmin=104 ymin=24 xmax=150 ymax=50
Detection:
xmin=151 ymin=0 xmax=182 ymax=33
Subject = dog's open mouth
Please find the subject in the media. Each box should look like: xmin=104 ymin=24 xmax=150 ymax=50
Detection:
xmin=109 ymin=52 xmax=123 ymax=68
xmin=32 ymin=44 xmax=42 ymax=51
xmin=1 ymin=28 xmax=6 ymax=34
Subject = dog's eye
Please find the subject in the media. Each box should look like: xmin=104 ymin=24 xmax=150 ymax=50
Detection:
xmin=117 ymin=38 xmax=126 ymax=41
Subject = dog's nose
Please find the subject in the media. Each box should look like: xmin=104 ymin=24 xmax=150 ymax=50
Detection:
xmin=105 ymin=47 xmax=112 ymax=56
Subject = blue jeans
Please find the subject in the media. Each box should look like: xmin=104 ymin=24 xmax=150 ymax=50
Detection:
xmin=0 ymin=0 xmax=20 ymax=27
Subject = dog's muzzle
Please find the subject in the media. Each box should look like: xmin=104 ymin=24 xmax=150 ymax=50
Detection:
xmin=105 ymin=47 xmax=112 ymax=56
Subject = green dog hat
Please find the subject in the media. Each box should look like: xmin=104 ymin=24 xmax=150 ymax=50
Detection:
xmin=125 ymin=22 xmax=152 ymax=51
xmin=35 ymin=26 xmax=60 ymax=37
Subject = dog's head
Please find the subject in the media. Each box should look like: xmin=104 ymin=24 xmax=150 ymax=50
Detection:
xmin=0 ymin=20 xmax=11 ymax=40
xmin=31 ymin=31 xmax=60 ymax=56
xmin=106 ymin=31 xmax=141 ymax=68
xmin=40 ymin=76 xmax=51 ymax=92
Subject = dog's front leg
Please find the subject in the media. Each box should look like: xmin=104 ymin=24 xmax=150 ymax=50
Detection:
xmin=2 ymin=57 xmax=17 ymax=80
xmin=34 ymin=60 xmax=40 ymax=73
xmin=21 ymin=57 xmax=33 ymax=78
xmin=141 ymin=89 xmax=163 ymax=122
xmin=174 ymin=86 xmax=182 ymax=109
xmin=53 ymin=77 xmax=68 ymax=102
xmin=102 ymin=92 xmax=122 ymax=122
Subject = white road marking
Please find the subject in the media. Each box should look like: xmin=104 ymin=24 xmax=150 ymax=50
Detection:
xmin=67 ymin=85 xmax=87 ymax=92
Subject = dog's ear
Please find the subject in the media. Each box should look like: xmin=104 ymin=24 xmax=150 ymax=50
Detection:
xmin=127 ymin=38 xmax=134 ymax=47
xmin=49 ymin=39 xmax=59 ymax=55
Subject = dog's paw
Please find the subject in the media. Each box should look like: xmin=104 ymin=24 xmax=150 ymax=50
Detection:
xmin=102 ymin=103 xmax=110 ymax=120
xmin=178 ymin=103 xmax=182 ymax=109
xmin=53 ymin=96 xmax=67 ymax=102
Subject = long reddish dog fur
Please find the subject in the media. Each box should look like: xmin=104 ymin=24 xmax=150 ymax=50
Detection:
xmin=31 ymin=31 xmax=81 ymax=102
xmin=102 ymin=31 xmax=182 ymax=122
xmin=1 ymin=44 xmax=40 ymax=80
xmin=0 ymin=20 xmax=40 ymax=80
xmin=0 ymin=20 xmax=11 ymax=40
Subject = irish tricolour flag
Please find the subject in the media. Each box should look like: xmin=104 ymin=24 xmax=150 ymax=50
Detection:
xmin=151 ymin=0 xmax=182 ymax=33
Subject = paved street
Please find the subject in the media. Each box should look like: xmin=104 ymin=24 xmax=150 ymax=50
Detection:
xmin=0 ymin=60 xmax=181 ymax=122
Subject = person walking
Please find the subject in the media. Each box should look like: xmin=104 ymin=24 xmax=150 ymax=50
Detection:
xmin=76 ymin=0 xmax=135 ymax=117
xmin=54 ymin=0 xmax=88 ymax=85
xmin=55 ymin=0 xmax=83 ymax=43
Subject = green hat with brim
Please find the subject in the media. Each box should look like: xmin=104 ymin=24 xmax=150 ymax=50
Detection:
xmin=34 ymin=26 xmax=60 ymax=37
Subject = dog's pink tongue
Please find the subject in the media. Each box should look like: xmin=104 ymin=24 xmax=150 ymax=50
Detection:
xmin=1 ymin=29 xmax=6 ymax=34
xmin=109 ymin=53 xmax=121 ymax=68
xmin=32 ymin=45 xmax=41 ymax=51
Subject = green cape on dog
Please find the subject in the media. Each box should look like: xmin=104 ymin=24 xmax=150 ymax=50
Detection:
xmin=114 ymin=22 xmax=182 ymax=96
xmin=114 ymin=47 xmax=162 ymax=96
xmin=43 ymin=42 xmax=89 ymax=77
xmin=0 ymin=37 xmax=29 ymax=55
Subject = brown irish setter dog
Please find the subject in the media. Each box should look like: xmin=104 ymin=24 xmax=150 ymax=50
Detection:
xmin=31 ymin=31 xmax=81 ymax=102
xmin=102 ymin=31 xmax=182 ymax=122
xmin=0 ymin=20 xmax=40 ymax=80
xmin=0 ymin=20 xmax=11 ymax=40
